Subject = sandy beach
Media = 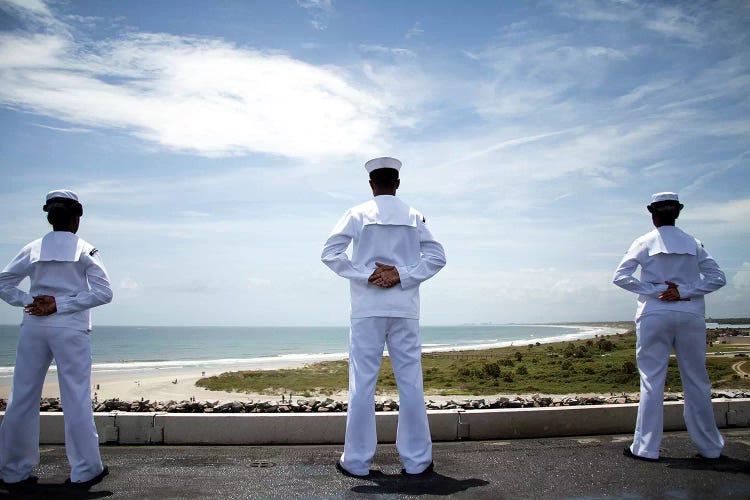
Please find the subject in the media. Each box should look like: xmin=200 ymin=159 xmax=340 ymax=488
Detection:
xmin=0 ymin=358 xmax=319 ymax=403
xmin=0 ymin=325 xmax=630 ymax=403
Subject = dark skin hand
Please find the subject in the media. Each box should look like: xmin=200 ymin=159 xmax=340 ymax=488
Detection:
xmin=368 ymin=262 xmax=401 ymax=288
xmin=659 ymin=281 xmax=689 ymax=301
xmin=24 ymin=295 xmax=57 ymax=316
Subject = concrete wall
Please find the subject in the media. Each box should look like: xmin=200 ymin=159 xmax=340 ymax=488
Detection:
xmin=1 ymin=399 xmax=748 ymax=445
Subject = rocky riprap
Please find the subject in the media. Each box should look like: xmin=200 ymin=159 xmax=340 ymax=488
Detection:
xmin=1 ymin=391 xmax=748 ymax=413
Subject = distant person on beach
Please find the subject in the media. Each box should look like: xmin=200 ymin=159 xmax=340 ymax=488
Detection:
xmin=613 ymin=192 xmax=726 ymax=462
xmin=0 ymin=190 xmax=112 ymax=488
xmin=321 ymin=157 xmax=446 ymax=477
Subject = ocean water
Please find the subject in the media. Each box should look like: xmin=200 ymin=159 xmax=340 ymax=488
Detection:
xmin=0 ymin=323 xmax=614 ymax=377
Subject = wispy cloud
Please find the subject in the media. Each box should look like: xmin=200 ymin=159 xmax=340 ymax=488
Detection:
xmin=644 ymin=6 xmax=705 ymax=45
xmin=556 ymin=0 xmax=749 ymax=47
xmin=359 ymin=44 xmax=415 ymax=58
xmin=0 ymin=0 xmax=53 ymax=18
xmin=118 ymin=277 xmax=140 ymax=291
xmin=406 ymin=22 xmax=424 ymax=39
xmin=32 ymin=123 xmax=91 ymax=133
xmin=297 ymin=0 xmax=333 ymax=31
xmin=682 ymin=198 xmax=750 ymax=229
xmin=0 ymin=11 xmax=394 ymax=159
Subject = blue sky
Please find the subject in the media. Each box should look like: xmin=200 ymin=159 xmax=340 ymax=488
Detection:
xmin=0 ymin=0 xmax=748 ymax=326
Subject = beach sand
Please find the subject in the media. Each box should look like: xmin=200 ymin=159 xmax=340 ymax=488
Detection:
xmin=0 ymin=360 xmax=315 ymax=403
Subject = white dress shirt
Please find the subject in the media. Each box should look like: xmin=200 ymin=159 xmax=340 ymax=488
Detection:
xmin=322 ymin=195 xmax=446 ymax=319
xmin=0 ymin=231 xmax=113 ymax=331
xmin=613 ymin=225 xmax=725 ymax=319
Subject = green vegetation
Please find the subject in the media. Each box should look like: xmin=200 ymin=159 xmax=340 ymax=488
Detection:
xmin=196 ymin=360 xmax=351 ymax=396
xmin=708 ymin=317 xmax=750 ymax=324
xmin=196 ymin=330 xmax=749 ymax=396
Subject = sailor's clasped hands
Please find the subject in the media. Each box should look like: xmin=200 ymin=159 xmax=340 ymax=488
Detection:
xmin=658 ymin=281 xmax=689 ymax=302
xmin=24 ymin=295 xmax=57 ymax=316
xmin=369 ymin=262 xmax=401 ymax=288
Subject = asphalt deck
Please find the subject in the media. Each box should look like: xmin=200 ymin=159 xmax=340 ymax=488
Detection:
xmin=2 ymin=429 xmax=749 ymax=499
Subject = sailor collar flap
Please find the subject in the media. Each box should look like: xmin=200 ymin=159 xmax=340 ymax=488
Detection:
xmin=644 ymin=227 xmax=697 ymax=256
xmin=360 ymin=197 xmax=419 ymax=227
xmin=30 ymin=232 xmax=86 ymax=263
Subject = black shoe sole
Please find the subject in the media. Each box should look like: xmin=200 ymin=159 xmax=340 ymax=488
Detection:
xmin=401 ymin=461 xmax=434 ymax=476
xmin=2 ymin=475 xmax=39 ymax=489
xmin=335 ymin=461 xmax=369 ymax=478
xmin=623 ymin=447 xmax=659 ymax=462
xmin=65 ymin=465 xmax=109 ymax=489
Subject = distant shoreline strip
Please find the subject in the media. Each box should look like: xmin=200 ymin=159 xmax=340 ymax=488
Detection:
xmin=0 ymin=325 xmax=628 ymax=375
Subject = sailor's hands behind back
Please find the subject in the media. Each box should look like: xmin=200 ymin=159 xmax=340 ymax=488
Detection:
xmin=369 ymin=262 xmax=401 ymax=288
xmin=658 ymin=281 xmax=682 ymax=301
xmin=24 ymin=295 xmax=57 ymax=316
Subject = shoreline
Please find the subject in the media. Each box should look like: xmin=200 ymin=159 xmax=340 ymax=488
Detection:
xmin=0 ymin=325 xmax=630 ymax=401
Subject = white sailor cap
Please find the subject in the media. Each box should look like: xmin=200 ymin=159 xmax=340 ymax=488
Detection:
xmin=46 ymin=190 xmax=79 ymax=202
xmin=365 ymin=157 xmax=402 ymax=173
xmin=651 ymin=192 xmax=679 ymax=204
xmin=43 ymin=190 xmax=82 ymax=214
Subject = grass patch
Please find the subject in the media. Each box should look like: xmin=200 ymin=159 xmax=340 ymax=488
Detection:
xmin=195 ymin=330 xmax=749 ymax=396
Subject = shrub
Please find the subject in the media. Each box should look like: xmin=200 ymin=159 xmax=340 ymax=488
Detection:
xmin=563 ymin=343 xmax=577 ymax=358
xmin=575 ymin=345 xmax=591 ymax=358
xmin=597 ymin=338 xmax=615 ymax=351
xmin=483 ymin=362 xmax=502 ymax=378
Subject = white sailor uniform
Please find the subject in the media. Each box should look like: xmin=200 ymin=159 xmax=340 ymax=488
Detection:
xmin=0 ymin=231 xmax=112 ymax=483
xmin=613 ymin=225 xmax=726 ymax=459
xmin=322 ymin=194 xmax=446 ymax=476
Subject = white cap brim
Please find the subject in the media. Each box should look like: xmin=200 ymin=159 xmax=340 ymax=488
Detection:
xmin=46 ymin=190 xmax=79 ymax=202
xmin=651 ymin=192 xmax=679 ymax=204
xmin=365 ymin=157 xmax=402 ymax=173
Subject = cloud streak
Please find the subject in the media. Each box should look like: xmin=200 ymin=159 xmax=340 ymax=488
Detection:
xmin=0 ymin=24 xmax=393 ymax=159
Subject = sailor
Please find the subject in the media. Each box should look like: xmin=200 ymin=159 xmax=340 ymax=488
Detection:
xmin=322 ymin=157 xmax=446 ymax=477
xmin=0 ymin=190 xmax=112 ymax=488
xmin=613 ymin=192 xmax=726 ymax=461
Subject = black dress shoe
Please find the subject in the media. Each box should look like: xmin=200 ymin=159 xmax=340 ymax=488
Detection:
xmin=695 ymin=453 xmax=726 ymax=461
xmin=335 ymin=461 xmax=369 ymax=478
xmin=401 ymin=461 xmax=434 ymax=475
xmin=3 ymin=475 xmax=39 ymax=489
xmin=623 ymin=447 xmax=659 ymax=462
xmin=65 ymin=466 xmax=109 ymax=489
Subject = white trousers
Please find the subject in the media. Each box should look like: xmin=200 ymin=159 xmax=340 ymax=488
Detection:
xmin=0 ymin=325 xmax=103 ymax=483
xmin=340 ymin=317 xmax=432 ymax=475
xmin=630 ymin=311 xmax=724 ymax=459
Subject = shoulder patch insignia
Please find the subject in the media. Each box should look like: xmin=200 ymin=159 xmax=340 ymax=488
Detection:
xmin=89 ymin=248 xmax=99 ymax=256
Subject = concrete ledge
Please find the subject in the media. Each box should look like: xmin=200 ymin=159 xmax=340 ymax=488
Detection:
xmin=1 ymin=399 xmax=748 ymax=445
xmin=37 ymin=413 xmax=118 ymax=445
xmin=158 ymin=412 xmax=348 ymax=445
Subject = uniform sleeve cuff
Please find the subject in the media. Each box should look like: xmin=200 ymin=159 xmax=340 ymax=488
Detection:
xmin=397 ymin=266 xmax=413 ymax=289
xmin=54 ymin=297 xmax=69 ymax=314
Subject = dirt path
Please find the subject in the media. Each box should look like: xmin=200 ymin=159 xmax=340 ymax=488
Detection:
xmin=732 ymin=360 xmax=749 ymax=377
